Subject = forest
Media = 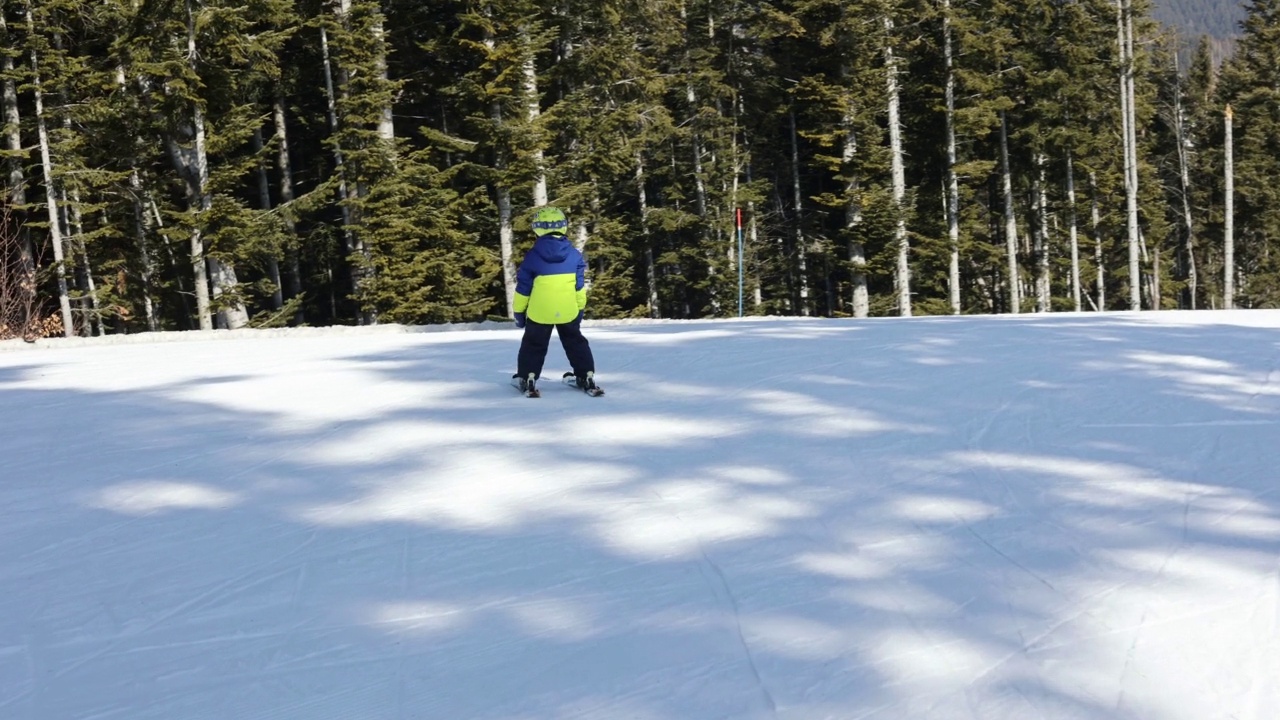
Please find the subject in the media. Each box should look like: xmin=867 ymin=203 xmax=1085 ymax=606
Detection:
xmin=0 ymin=0 xmax=1278 ymax=338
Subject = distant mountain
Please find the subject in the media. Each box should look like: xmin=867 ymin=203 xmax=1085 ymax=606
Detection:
xmin=1151 ymin=0 xmax=1247 ymax=39
xmin=1151 ymin=0 xmax=1247 ymax=65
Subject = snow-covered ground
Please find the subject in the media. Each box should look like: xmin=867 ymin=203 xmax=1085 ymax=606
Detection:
xmin=2 ymin=311 xmax=1278 ymax=720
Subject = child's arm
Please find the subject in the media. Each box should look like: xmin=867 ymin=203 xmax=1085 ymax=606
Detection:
xmin=513 ymin=255 xmax=536 ymax=326
xmin=575 ymin=253 xmax=588 ymax=316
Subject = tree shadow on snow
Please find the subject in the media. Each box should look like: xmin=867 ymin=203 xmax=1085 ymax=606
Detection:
xmin=0 ymin=314 xmax=1277 ymax=720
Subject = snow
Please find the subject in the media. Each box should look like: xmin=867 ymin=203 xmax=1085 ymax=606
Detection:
xmin=2 ymin=310 xmax=1278 ymax=720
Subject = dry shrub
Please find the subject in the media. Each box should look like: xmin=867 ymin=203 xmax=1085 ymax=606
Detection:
xmin=0 ymin=204 xmax=42 ymax=342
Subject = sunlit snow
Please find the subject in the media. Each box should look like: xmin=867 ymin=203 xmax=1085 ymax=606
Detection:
xmin=2 ymin=311 xmax=1278 ymax=719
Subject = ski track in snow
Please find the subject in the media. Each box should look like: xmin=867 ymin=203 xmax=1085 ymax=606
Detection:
xmin=1 ymin=312 xmax=1279 ymax=719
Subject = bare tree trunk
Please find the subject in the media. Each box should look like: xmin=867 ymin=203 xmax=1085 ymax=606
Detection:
xmin=1152 ymin=244 xmax=1161 ymax=308
xmin=74 ymin=235 xmax=100 ymax=335
xmin=690 ymin=86 xmax=720 ymax=314
xmin=338 ymin=0 xmax=382 ymax=325
xmin=1033 ymin=153 xmax=1050 ymax=312
xmin=176 ymin=0 xmax=248 ymax=330
xmin=1000 ymin=111 xmax=1021 ymax=314
xmin=1066 ymin=150 xmax=1082 ymax=312
xmin=0 ymin=14 xmax=33 ymax=280
xmin=637 ymin=152 xmax=660 ymax=318
xmin=1090 ymin=171 xmax=1105 ymax=309
xmin=1224 ymin=104 xmax=1235 ymax=309
xmin=252 ymin=127 xmax=284 ymax=311
xmin=113 ymin=65 xmax=161 ymax=332
xmin=522 ymin=33 xmax=548 ymax=207
xmin=63 ymin=188 xmax=100 ymax=335
xmin=320 ymin=26 xmax=353 ymax=239
xmin=488 ymin=87 xmax=517 ymax=316
xmin=748 ymin=200 xmax=762 ymax=309
xmin=481 ymin=22 xmax=521 ymax=318
xmin=789 ymin=109 xmax=811 ymax=316
xmin=841 ymin=81 xmax=869 ymax=319
xmin=743 ymin=147 xmax=762 ymax=313
xmin=369 ymin=5 xmax=395 ymax=145
xmin=1171 ymin=56 xmax=1198 ymax=309
xmin=730 ymin=92 xmax=743 ymax=311
xmin=942 ymin=0 xmax=961 ymax=315
xmin=1119 ymin=0 xmax=1141 ymax=309
xmin=574 ymin=188 xmax=597 ymax=253
xmin=273 ymin=92 xmax=303 ymax=323
xmin=885 ymin=16 xmax=911 ymax=317
xmin=319 ymin=23 xmax=363 ymax=322
xmin=128 ymin=169 xmax=159 ymax=331
xmin=145 ymin=197 xmax=192 ymax=324
xmin=51 ymin=32 xmax=99 ymax=335
xmin=29 ymin=28 xmax=73 ymax=336
xmin=497 ymin=179 xmax=516 ymax=315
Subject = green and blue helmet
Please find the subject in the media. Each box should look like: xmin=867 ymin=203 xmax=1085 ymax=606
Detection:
xmin=532 ymin=206 xmax=569 ymax=237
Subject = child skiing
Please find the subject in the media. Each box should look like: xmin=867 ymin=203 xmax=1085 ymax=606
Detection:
xmin=511 ymin=207 xmax=602 ymax=397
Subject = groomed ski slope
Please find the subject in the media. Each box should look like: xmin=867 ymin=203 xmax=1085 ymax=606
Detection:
xmin=2 ymin=310 xmax=1278 ymax=720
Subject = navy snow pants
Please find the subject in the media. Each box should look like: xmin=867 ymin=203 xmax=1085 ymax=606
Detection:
xmin=517 ymin=317 xmax=594 ymax=380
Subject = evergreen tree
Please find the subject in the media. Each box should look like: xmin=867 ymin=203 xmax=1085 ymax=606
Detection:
xmin=1217 ymin=0 xmax=1280 ymax=306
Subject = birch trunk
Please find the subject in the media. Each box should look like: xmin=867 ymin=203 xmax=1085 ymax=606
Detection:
xmin=637 ymin=152 xmax=660 ymax=318
xmin=1224 ymin=104 xmax=1234 ymax=309
xmin=29 ymin=30 xmax=74 ymax=336
xmin=1172 ymin=57 xmax=1198 ymax=309
xmin=319 ymin=24 xmax=361 ymax=320
xmin=942 ymin=0 xmax=961 ymax=314
xmin=841 ymin=73 xmax=868 ymax=318
xmin=273 ymin=92 xmax=303 ymax=322
xmin=177 ymin=0 xmax=248 ymax=330
xmin=497 ymin=164 xmax=516 ymax=316
xmin=151 ymin=198 xmax=193 ymax=321
xmin=1090 ymin=171 xmax=1105 ymax=309
xmin=252 ymin=127 xmax=284 ymax=310
xmin=492 ymin=100 xmax=515 ymax=315
xmin=1066 ymin=150 xmax=1081 ymax=312
xmin=1 ymin=14 xmax=33 ymax=279
xmin=128 ymin=169 xmax=159 ymax=331
xmin=885 ymin=16 xmax=911 ymax=317
xmin=1119 ymin=0 xmax=1141 ymax=309
xmin=522 ymin=33 xmax=548 ymax=207
xmin=1033 ymin=153 xmax=1050 ymax=312
xmin=73 ymin=228 xmax=100 ymax=335
xmin=320 ymin=26 xmax=353 ymax=239
xmin=999 ymin=111 xmax=1020 ymax=313
xmin=739 ymin=127 xmax=761 ymax=312
xmin=749 ymin=199 xmax=762 ymax=309
xmin=1152 ymin=244 xmax=1160 ymax=308
xmin=690 ymin=82 xmax=719 ymax=315
xmin=482 ymin=23 xmax=517 ymax=316
xmin=789 ymin=109 xmax=811 ymax=316
xmin=51 ymin=32 xmax=98 ymax=335
xmin=369 ymin=6 xmax=394 ymax=145
xmin=113 ymin=65 xmax=160 ymax=331
xmin=62 ymin=188 xmax=100 ymax=335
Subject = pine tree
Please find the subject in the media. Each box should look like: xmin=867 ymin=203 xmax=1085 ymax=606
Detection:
xmin=1217 ymin=0 xmax=1280 ymax=306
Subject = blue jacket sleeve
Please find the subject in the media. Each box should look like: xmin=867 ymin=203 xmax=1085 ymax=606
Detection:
xmin=515 ymin=254 xmax=536 ymax=297
xmin=575 ymin=251 xmax=588 ymax=312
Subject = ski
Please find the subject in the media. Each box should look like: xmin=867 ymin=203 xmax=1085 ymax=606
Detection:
xmin=510 ymin=375 xmax=541 ymax=398
xmin=562 ymin=372 xmax=605 ymax=397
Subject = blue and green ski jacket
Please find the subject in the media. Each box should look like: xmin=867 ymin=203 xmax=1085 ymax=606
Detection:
xmin=513 ymin=234 xmax=587 ymax=325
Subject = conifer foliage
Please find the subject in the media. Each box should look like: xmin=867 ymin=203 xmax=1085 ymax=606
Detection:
xmin=1 ymin=0 xmax=1277 ymax=333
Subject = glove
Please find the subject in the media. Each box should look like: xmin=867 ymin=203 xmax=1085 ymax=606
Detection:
xmin=576 ymin=310 xmax=584 ymax=323
xmin=514 ymin=312 xmax=526 ymax=329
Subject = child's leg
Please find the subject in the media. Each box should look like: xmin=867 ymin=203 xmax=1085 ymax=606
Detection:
xmin=517 ymin=320 xmax=554 ymax=379
xmin=555 ymin=318 xmax=595 ymax=378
